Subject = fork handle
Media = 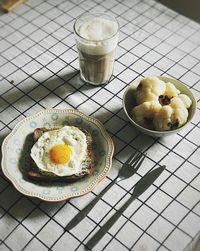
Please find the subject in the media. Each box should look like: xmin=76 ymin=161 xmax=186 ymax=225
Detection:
xmin=85 ymin=165 xmax=165 ymax=249
xmin=65 ymin=179 xmax=116 ymax=231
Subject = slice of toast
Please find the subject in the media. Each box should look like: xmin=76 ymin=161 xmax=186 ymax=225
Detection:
xmin=27 ymin=127 xmax=94 ymax=182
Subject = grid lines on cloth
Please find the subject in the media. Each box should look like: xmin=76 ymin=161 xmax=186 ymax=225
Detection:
xmin=0 ymin=0 xmax=200 ymax=251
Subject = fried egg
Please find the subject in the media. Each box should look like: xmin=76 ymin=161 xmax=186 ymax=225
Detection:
xmin=30 ymin=126 xmax=88 ymax=176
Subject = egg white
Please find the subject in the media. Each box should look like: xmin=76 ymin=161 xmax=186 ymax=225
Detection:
xmin=30 ymin=126 xmax=88 ymax=176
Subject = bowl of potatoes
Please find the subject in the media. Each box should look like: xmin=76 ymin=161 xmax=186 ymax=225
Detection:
xmin=123 ymin=76 xmax=196 ymax=137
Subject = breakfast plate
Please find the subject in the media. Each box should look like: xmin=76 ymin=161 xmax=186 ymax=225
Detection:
xmin=1 ymin=109 xmax=114 ymax=202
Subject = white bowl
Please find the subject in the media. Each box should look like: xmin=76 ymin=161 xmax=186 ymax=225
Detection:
xmin=1 ymin=109 xmax=114 ymax=202
xmin=123 ymin=76 xmax=197 ymax=137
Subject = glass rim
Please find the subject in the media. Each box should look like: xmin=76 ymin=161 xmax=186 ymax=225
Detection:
xmin=73 ymin=12 xmax=120 ymax=42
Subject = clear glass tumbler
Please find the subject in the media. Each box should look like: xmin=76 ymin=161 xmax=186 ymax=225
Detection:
xmin=74 ymin=13 xmax=119 ymax=85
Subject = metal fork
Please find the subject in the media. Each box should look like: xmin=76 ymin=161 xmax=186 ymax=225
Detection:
xmin=86 ymin=165 xmax=166 ymax=249
xmin=65 ymin=150 xmax=146 ymax=231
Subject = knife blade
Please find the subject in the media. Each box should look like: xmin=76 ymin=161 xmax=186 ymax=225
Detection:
xmin=86 ymin=165 xmax=166 ymax=250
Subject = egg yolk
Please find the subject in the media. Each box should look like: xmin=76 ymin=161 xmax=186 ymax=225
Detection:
xmin=49 ymin=144 xmax=71 ymax=164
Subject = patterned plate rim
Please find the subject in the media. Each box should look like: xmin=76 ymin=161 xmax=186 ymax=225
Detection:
xmin=1 ymin=109 xmax=114 ymax=202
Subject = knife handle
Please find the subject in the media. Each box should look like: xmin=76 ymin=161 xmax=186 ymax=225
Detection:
xmin=86 ymin=195 xmax=136 ymax=249
xmin=86 ymin=165 xmax=165 ymax=249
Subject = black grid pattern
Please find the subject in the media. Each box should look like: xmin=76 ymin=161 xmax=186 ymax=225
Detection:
xmin=0 ymin=0 xmax=200 ymax=250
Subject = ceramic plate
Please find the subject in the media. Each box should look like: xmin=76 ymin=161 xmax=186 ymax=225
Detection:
xmin=1 ymin=109 xmax=114 ymax=202
xmin=123 ymin=76 xmax=196 ymax=137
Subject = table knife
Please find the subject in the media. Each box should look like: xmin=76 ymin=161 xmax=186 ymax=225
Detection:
xmin=86 ymin=165 xmax=166 ymax=250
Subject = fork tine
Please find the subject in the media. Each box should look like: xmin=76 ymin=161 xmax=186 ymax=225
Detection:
xmin=124 ymin=151 xmax=141 ymax=165
xmin=129 ymin=152 xmax=144 ymax=165
xmin=128 ymin=151 xmax=144 ymax=165
xmin=118 ymin=151 xmax=146 ymax=181
xmin=131 ymin=154 xmax=146 ymax=173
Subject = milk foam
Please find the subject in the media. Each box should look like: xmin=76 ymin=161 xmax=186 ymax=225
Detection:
xmin=76 ymin=17 xmax=119 ymax=55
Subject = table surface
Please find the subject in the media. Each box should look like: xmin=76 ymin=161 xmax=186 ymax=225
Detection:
xmin=0 ymin=0 xmax=200 ymax=251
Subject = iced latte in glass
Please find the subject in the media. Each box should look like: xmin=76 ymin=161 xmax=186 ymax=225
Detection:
xmin=74 ymin=13 xmax=119 ymax=85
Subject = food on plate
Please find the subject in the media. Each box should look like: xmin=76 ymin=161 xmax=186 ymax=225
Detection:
xmin=131 ymin=101 xmax=162 ymax=129
xmin=153 ymin=97 xmax=188 ymax=131
xmin=131 ymin=77 xmax=192 ymax=131
xmin=178 ymin=94 xmax=192 ymax=108
xmin=164 ymin=82 xmax=180 ymax=98
xmin=136 ymin=76 xmax=166 ymax=104
xmin=28 ymin=126 xmax=94 ymax=182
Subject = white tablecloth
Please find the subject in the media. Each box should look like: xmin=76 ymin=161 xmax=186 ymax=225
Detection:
xmin=0 ymin=0 xmax=200 ymax=250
